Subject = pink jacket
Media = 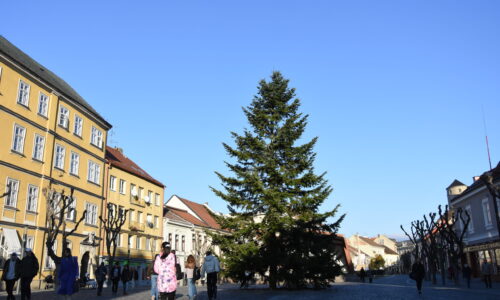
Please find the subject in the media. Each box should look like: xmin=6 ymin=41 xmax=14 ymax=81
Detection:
xmin=154 ymin=253 xmax=177 ymax=293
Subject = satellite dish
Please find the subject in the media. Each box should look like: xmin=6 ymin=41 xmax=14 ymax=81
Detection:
xmin=144 ymin=196 xmax=150 ymax=203
xmin=131 ymin=188 xmax=138 ymax=197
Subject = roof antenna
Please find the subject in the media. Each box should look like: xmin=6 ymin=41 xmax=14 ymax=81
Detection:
xmin=482 ymin=105 xmax=493 ymax=170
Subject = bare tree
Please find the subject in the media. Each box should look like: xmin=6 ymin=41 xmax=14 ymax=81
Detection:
xmin=99 ymin=203 xmax=128 ymax=274
xmin=481 ymin=166 xmax=500 ymax=234
xmin=400 ymin=223 xmax=420 ymax=260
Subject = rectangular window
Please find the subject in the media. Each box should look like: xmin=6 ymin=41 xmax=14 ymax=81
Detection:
xmin=74 ymin=115 xmax=83 ymax=136
xmin=58 ymin=105 xmax=69 ymax=129
xmin=138 ymin=211 xmax=143 ymax=223
xmin=137 ymin=237 xmax=141 ymax=249
xmin=155 ymin=193 xmax=160 ymax=206
xmin=85 ymin=202 xmax=97 ymax=225
xmin=26 ymin=184 xmax=39 ymax=212
xmin=45 ymin=240 xmax=57 ymax=269
xmin=128 ymin=236 xmax=132 ymax=248
xmin=465 ymin=205 xmax=474 ymax=234
xmin=482 ymin=198 xmax=493 ymax=228
xmin=147 ymin=214 xmax=152 ymax=224
xmin=38 ymin=92 xmax=49 ymax=117
xmin=87 ymin=160 xmax=101 ymax=184
xmin=66 ymin=197 xmax=76 ymax=221
xmin=54 ymin=144 xmax=65 ymax=169
xmin=116 ymin=233 xmax=122 ymax=247
xmin=146 ymin=238 xmax=151 ymax=251
xmin=182 ymin=235 xmax=185 ymax=251
xmin=138 ymin=187 xmax=143 ymax=201
xmin=32 ymin=134 xmax=45 ymax=161
xmin=11 ymin=124 xmax=26 ymax=153
xmin=129 ymin=210 xmax=135 ymax=222
xmin=152 ymin=239 xmax=156 ymax=251
xmin=26 ymin=236 xmax=34 ymax=250
xmin=148 ymin=190 xmax=153 ymax=204
xmin=130 ymin=184 xmax=136 ymax=201
xmin=168 ymin=233 xmax=172 ymax=245
xmin=175 ymin=234 xmax=179 ymax=250
xmin=110 ymin=175 xmax=117 ymax=191
xmin=17 ymin=80 xmax=30 ymax=106
xmin=119 ymin=179 xmax=126 ymax=194
xmin=69 ymin=151 xmax=79 ymax=175
xmin=5 ymin=178 xmax=19 ymax=207
xmin=91 ymin=126 xmax=103 ymax=148
xmin=154 ymin=216 xmax=159 ymax=228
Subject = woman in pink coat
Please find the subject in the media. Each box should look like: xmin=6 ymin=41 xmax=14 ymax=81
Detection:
xmin=154 ymin=242 xmax=177 ymax=300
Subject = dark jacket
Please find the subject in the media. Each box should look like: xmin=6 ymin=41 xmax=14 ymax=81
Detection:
xmin=463 ymin=266 xmax=472 ymax=278
xmin=111 ymin=266 xmax=121 ymax=280
xmin=95 ymin=265 xmax=107 ymax=282
xmin=121 ymin=267 xmax=130 ymax=282
xmin=411 ymin=262 xmax=425 ymax=280
xmin=1 ymin=258 xmax=21 ymax=281
xmin=20 ymin=254 xmax=39 ymax=278
xmin=133 ymin=269 xmax=138 ymax=280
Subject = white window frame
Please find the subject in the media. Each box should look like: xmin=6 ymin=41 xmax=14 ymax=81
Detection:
xmin=138 ymin=211 xmax=143 ymax=224
xmin=90 ymin=126 xmax=103 ymax=148
xmin=38 ymin=92 xmax=49 ymax=117
xmin=136 ymin=236 xmax=141 ymax=249
xmin=119 ymin=179 xmax=126 ymax=195
xmin=54 ymin=144 xmax=66 ymax=170
xmin=17 ymin=79 xmax=30 ymax=107
xmin=146 ymin=237 xmax=151 ymax=251
xmin=5 ymin=178 xmax=20 ymax=208
xmin=74 ymin=115 xmax=83 ymax=136
xmin=69 ymin=151 xmax=80 ymax=176
xmin=11 ymin=124 xmax=26 ymax=153
xmin=155 ymin=193 xmax=160 ymax=206
xmin=87 ymin=160 xmax=101 ymax=184
xmin=85 ymin=202 xmax=98 ymax=225
xmin=26 ymin=184 xmax=39 ymax=212
xmin=482 ymin=198 xmax=493 ymax=229
xmin=26 ymin=236 xmax=34 ymax=250
xmin=67 ymin=197 xmax=76 ymax=221
xmin=58 ymin=105 xmax=69 ymax=129
xmin=465 ymin=205 xmax=474 ymax=234
xmin=154 ymin=216 xmax=159 ymax=228
xmin=110 ymin=175 xmax=117 ymax=191
xmin=32 ymin=134 xmax=45 ymax=161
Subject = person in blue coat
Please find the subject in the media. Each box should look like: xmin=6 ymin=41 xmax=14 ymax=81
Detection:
xmin=57 ymin=248 xmax=79 ymax=299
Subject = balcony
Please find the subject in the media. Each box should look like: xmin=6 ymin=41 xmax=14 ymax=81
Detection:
xmin=130 ymin=196 xmax=145 ymax=207
xmin=129 ymin=221 xmax=145 ymax=232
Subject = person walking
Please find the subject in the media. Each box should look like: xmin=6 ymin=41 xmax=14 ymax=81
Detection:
xmin=154 ymin=242 xmax=177 ymax=300
xmin=201 ymin=251 xmax=220 ymax=300
xmin=110 ymin=262 xmax=121 ymax=296
xmin=121 ymin=265 xmax=131 ymax=295
xmin=185 ymin=255 xmax=197 ymax=300
xmin=95 ymin=262 xmax=107 ymax=296
xmin=20 ymin=248 xmax=39 ymax=300
xmin=133 ymin=267 xmax=139 ymax=289
xmin=57 ymin=248 xmax=79 ymax=300
xmin=147 ymin=254 xmax=160 ymax=300
xmin=2 ymin=252 xmax=21 ymax=300
xmin=462 ymin=263 xmax=472 ymax=288
xmin=359 ymin=267 xmax=366 ymax=283
xmin=411 ymin=259 xmax=425 ymax=295
xmin=481 ymin=259 xmax=493 ymax=288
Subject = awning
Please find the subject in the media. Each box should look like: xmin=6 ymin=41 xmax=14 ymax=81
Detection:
xmin=2 ymin=228 xmax=22 ymax=255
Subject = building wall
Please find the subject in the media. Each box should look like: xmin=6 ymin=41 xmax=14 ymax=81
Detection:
xmin=0 ymin=53 xmax=109 ymax=287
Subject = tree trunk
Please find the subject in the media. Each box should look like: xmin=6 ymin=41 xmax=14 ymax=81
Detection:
xmin=269 ymin=264 xmax=277 ymax=289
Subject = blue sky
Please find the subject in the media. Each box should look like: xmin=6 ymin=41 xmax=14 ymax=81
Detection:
xmin=2 ymin=1 xmax=499 ymax=239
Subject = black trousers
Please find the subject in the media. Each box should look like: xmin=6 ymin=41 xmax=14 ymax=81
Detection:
xmin=159 ymin=291 xmax=175 ymax=300
xmin=112 ymin=278 xmax=119 ymax=293
xmin=20 ymin=277 xmax=33 ymax=300
xmin=5 ymin=279 xmax=16 ymax=300
xmin=415 ymin=278 xmax=423 ymax=292
xmin=484 ymin=275 xmax=492 ymax=288
xmin=207 ymin=272 xmax=218 ymax=299
xmin=97 ymin=280 xmax=104 ymax=295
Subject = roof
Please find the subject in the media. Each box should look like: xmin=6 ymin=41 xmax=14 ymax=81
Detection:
xmin=106 ymin=147 xmax=164 ymax=187
xmin=358 ymin=236 xmax=385 ymax=248
xmin=383 ymin=246 xmax=398 ymax=256
xmin=450 ymin=162 xmax=500 ymax=203
xmin=0 ymin=36 xmax=111 ymax=129
xmin=164 ymin=207 xmax=206 ymax=227
xmin=176 ymin=196 xmax=221 ymax=229
xmin=447 ymin=179 xmax=466 ymax=189
xmin=347 ymin=245 xmax=371 ymax=257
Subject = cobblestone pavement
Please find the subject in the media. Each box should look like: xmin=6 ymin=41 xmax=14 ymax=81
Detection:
xmin=2 ymin=275 xmax=500 ymax=299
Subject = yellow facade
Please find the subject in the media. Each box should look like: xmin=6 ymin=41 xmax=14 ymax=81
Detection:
xmin=102 ymin=152 xmax=164 ymax=278
xmin=0 ymin=38 xmax=111 ymax=288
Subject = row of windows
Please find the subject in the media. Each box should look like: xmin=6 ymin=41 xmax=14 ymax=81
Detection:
xmin=3 ymin=177 xmax=98 ymax=226
xmin=109 ymin=175 xmax=161 ymax=206
xmin=117 ymin=234 xmax=158 ymax=251
xmin=11 ymin=123 xmax=101 ymax=185
xmin=166 ymin=233 xmax=208 ymax=252
xmin=129 ymin=210 xmax=160 ymax=229
xmin=14 ymin=78 xmax=104 ymax=149
xmin=461 ymin=198 xmax=500 ymax=235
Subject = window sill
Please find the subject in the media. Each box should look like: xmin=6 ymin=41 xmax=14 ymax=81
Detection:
xmin=87 ymin=180 xmax=101 ymax=187
xmin=85 ymin=223 xmax=98 ymax=228
xmin=10 ymin=150 xmax=25 ymax=157
xmin=32 ymin=158 xmax=44 ymax=164
xmin=37 ymin=113 xmax=48 ymax=120
xmin=4 ymin=206 xmax=18 ymax=211
xmin=58 ymin=124 xmax=69 ymax=131
xmin=26 ymin=210 xmax=38 ymax=215
xmin=54 ymin=166 xmax=65 ymax=173
xmin=73 ymin=133 xmax=83 ymax=139
xmin=70 ymin=173 xmax=80 ymax=179
xmin=17 ymin=102 xmax=30 ymax=110
xmin=90 ymin=143 xmax=103 ymax=151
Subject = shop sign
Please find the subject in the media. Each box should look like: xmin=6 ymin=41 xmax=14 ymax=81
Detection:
xmin=464 ymin=241 xmax=500 ymax=252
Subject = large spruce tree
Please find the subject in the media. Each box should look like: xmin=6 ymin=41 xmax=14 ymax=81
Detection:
xmin=211 ymin=72 xmax=345 ymax=289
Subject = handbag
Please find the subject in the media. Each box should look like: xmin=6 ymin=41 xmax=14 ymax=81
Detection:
xmin=409 ymin=272 xmax=416 ymax=280
xmin=194 ymin=267 xmax=201 ymax=281
xmin=73 ymin=279 xmax=80 ymax=293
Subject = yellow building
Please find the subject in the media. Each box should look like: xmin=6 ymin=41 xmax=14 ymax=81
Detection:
xmin=103 ymin=146 xmax=164 ymax=283
xmin=0 ymin=36 xmax=111 ymax=288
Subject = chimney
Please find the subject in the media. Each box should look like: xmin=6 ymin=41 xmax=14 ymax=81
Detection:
xmin=473 ymin=176 xmax=480 ymax=182
xmin=116 ymin=147 xmax=123 ymax=154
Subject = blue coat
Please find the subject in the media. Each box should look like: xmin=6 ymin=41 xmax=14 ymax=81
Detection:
xmin=58 ymin=256 xmax=78 ymax=295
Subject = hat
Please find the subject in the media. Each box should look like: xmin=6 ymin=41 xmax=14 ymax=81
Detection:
xmin=10 ymin=252 xmax=17 ymax=256
xmin=25 ymin=248 xmax=32 ymax=252
xmin=161 ymin=241 xmax=171 ymax=249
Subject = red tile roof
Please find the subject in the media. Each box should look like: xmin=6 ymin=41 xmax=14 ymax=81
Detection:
xmin=164 ymin=206 xmax=207 ymax=227
xmin=358 ymin=236 xmax=384 ymax=248
xmin=106 ymin=146 xmax=164 ymax=187
xmin=176 ymin=196 xmax=221 ymax=230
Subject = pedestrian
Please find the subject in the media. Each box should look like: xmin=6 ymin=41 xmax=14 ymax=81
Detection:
xmin=201 ymin=251 xmax=220 ymax=300
xmin=154 ymin=242 xmax=177 ymax=300
xmin=2 ymin=252 xmax=21 ymax=300
xmin=147 ymin=254 xmax=160 ymax=300
xmin=110 ymin=262 xmax=121 ymax=296
xmin=95 ymin=262 xmax=107 ymax=296
xmin=462 ymin=263 xmax=472 ymax=288
xmin=359 ymin=267 xmax=366 ymax=283
xmin=133 ymin=267 xmax=139 ymax=288
xmin=57 ymin=248 xmax=79 ymax=300
xmin=20 ymin=248 xmax=39 ymax=300
xmin=121 ymin=264 xmax=131 ymax=295
xmin=185 ymin=255 xmax=197 ymax=300
xmin=367 ymin=269 xmax=373 ymax=283
xmin=481 ymin=259 xmax=493 ymax=288
xmin=411 ymin=259 xmax=425 ymax=295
